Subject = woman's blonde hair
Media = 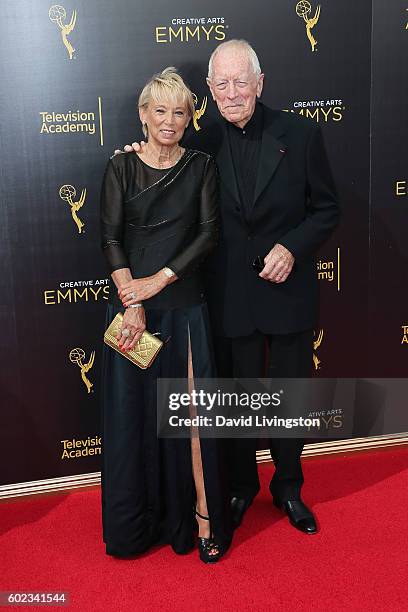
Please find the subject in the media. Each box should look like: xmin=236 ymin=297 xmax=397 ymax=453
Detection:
xmin=138 ymin=67 xmax=195 ymax=137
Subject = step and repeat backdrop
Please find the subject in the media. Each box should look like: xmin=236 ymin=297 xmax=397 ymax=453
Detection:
xmin=0 ymin=0 xmax=406 ymax=486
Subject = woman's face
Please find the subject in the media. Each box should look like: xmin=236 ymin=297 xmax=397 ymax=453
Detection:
xmin=140 ymin=97 xmax=190 ymax=147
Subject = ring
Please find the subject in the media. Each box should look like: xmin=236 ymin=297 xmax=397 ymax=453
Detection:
xmin=130 ymin=292 xmax=136 ymax=300
xmin=121 ymin=328 xmax=130 ymax=337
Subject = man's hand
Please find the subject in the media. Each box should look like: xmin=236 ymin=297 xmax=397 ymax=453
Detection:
xmin=259 ymin=243 xmax=295 ymax=283
xmin=118 ymin=271 xmax=169 ymax=306
xmin=113 ymin=141 xmax=147 ymax=156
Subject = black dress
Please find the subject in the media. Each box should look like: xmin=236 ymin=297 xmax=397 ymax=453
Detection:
xmin=100 ymin=149 xmax=232 ymax=557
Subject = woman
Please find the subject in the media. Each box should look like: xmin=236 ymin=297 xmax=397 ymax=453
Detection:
xmin=100 ymin=67 xmax=232 ymax=562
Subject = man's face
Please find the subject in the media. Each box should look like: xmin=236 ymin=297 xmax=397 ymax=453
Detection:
xmin=207 ymin=48 xmax=264 ymax=128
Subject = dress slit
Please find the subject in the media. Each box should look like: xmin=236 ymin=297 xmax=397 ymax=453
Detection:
xmin=187 ymin=323 xmax=210 ymax=527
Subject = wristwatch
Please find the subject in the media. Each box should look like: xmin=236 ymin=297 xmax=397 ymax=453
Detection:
xmin=162 ymin=267 xmax=175 ymax=278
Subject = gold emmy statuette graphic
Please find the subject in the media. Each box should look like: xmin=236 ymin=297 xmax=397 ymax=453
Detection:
xmin=49 ymin=5 xmax=77 ymax=59
xmin=296 ymin=1 xmax=321 ymax=52
xmin=192 ymin=94 xmax=207 ymax=131
xmin=69 ymin=347 xmax=95 ymax=393
xmin=59 ymin=184 xmax=86 ymax=234
xmin=313 ymin=329 xmax=324 ymax=370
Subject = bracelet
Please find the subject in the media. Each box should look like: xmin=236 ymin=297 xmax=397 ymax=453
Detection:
xmin=128 ymin=303 xmax=143 ymax=309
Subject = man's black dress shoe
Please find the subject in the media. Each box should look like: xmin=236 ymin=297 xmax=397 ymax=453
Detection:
xmin=230 ymin=496 xmax=254 ymax=528
xmin=273 ymin=499 xmax=318 ymax=534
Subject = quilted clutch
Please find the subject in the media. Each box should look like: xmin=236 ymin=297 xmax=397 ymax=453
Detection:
xmin=104 ymin=312 xmax=163 ymax=369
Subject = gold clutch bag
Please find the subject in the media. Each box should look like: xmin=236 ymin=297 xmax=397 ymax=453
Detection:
xmin=104 ymin=312 xmax=163 ymax=369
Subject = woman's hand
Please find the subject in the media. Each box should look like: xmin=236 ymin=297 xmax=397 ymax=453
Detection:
xmin=118 ymin=272 xmax=168 ymax=306
xmin=117 ymin=306 xmax=146 ymax=352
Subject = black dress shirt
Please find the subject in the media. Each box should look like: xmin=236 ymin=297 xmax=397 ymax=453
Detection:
xmin=227 ymin=102 xmax=263 ymax=215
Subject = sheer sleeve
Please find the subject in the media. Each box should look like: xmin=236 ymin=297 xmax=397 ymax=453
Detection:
xmin=100 ymin=158 xmax=130 ymax=273
xmin=166 ymin=156 xmax=219 ymax=279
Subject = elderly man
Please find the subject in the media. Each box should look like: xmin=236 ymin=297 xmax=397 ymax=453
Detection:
xmin=122 ymin=39 xmax=339 ymax=534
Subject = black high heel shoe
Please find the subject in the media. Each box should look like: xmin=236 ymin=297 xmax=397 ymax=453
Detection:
xmin=195 ymin=510 xmax=221 ymax=564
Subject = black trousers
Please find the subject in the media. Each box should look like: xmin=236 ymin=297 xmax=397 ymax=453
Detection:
xmin=214 ymin=329 xmax=313 ymax=503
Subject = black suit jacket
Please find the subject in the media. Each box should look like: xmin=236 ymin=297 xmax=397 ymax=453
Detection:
xmin=185 ymin=103 xmax=340 ymax=338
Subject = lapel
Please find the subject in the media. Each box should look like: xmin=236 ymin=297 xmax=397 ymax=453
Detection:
xmin=253 ymin=105 xmax=287 ymax=206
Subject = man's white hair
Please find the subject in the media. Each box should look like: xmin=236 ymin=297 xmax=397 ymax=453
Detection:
xmin=207 ymin=39 xmax=262 ymax=79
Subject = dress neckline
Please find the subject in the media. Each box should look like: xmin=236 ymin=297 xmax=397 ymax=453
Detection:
xmin=136 ymin=149 xmax=188 ymax=171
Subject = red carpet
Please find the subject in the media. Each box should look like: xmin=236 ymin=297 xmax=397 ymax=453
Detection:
xmin=1 ymin=447 xmax=407 ymax=611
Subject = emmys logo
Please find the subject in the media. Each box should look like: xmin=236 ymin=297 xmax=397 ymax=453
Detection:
xmin=49 ymin=5 xmax=77 ymax=60
xmin=307 ymin=410 xmax=343 ymax=431
xmin=43 ymin=278 xmax=109 ymax=305
xmin=296 ymin=1 xmax=321 ymax=52
xmin=313 ymin=329 xmax=324 ymax=370
xmin=401 ymin=325 xmax=408 ymax=344
xmin=59 ymin=184 xmax=86 ymax=233
xmin=156 ymin=17 xmax=226 ymax=44
xmin=192 ymin=94 xmax=207 ymax=131
xmin=395 ymin=180 xmax=407 ymax=196
xmin=284 ymin=99 xmax=345 ymax=123
xmin=69 ymin=348 xmax=95 ymax=393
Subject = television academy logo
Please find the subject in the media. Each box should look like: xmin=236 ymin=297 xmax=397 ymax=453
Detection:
xmin=295 ymin=1 xmax=321 ymax=52
xmin=193 ymin=94 xmax=207 ymax=131
xmin=39 ymin=99 xmax=104 ymax=145
xmin=69 ymin=347 xmax=95 ymax=393
xmin=313 ymin=329 xmax=324 ymax=370
xmin=60 ymin=436 xmax=102 ymax=460
xmin=317 ymin=247 xmax=341 ymax=291
xmin=59 ymin=184 xmax=86 ymax=233
xmin=49 ymin=5 xmax=77 ymax=59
